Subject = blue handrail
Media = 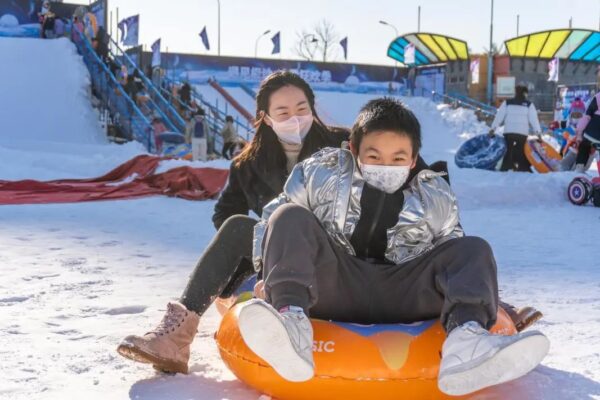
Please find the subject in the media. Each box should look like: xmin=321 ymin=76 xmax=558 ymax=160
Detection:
xmin=107 ymin=36 xmax=186 ymax=134
xmin=72 ymin=27 xmax=155 ymax=152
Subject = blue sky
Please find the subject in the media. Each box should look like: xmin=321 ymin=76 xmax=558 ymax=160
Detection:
xmin=76 ymin=0 xmax=599 ymax=65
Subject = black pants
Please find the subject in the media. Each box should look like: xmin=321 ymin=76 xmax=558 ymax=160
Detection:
xmin=222 ymin=141 xmax=236 ymax=160
xmin=575 ymin=138 xmax=594 ymax=165
xmin=262 ymin=204 xmax=499 ymax=333
xmin=500 ymin=133 xmax=531 ymax=172
xmin=180 ymin=215 xmax=257 ymax=315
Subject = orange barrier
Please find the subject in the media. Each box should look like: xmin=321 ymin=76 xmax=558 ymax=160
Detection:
xmin=208 ymin=78 xmax=255 ymax=124
xmin=215 ymin=303 xmax=517 ymax=400
xmin=524 ymin=139 xmax=562 ymax=173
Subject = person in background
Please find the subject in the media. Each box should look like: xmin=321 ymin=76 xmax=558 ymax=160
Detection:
xmin=574 ymin=92 xmax=600 ymax=172
xmin=151 ymin=113 xmax=168 ymax=153
xmin=489 ymin=85 xmax=541 ymax=172
xmin=184 ymin=111 xmax=195 ymax=145
xmin=191 ymin=109 xmax=210 ymax=161
xmin=40 ymin=2 xmax=55 ymax=39
xmin=553 ymin=98 xmax=564 ymax=128
xmin=568 ymin=97 xmax=586 ymax=129
xmin=220 ymin=115 xmax=238 ymax=160
xmin=179 ymin=82 xmax=192 ymax=107
xmin=71 ymin=15 xmax=84 ymax=43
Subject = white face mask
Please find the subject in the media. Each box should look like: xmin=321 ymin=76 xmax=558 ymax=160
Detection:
xmin=358 ymin=161 xmax=411 ymax=194
xmin=268 ymin=114 xmax=313 ymax=145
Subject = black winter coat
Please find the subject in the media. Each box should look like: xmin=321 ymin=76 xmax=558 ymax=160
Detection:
xmin=212 ymin=127 xmax=349 ymax=228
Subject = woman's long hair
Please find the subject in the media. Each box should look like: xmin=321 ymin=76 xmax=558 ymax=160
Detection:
xmin=234 ymin=71 xmax=332 ymax=172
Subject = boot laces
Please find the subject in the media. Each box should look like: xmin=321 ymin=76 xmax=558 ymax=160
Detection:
xmin=152 ymin=303 xmax=188 ymax=335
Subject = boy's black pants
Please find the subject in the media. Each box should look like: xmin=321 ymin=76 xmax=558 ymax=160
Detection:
xmin=262 ymin=204 xmax=499 ymax=333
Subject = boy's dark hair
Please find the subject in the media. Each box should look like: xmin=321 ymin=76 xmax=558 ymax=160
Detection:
xmin=226 ymin=115 xmax=234 ymax=122
xmin=350 ymin=97 xmax=421 ymax=157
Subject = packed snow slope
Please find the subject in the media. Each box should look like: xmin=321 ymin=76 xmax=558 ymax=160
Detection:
xmin=1 ymin=38 xmax=599 ymax=400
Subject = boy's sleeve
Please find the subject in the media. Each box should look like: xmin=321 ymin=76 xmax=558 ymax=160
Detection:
xmin=423 ymin=174 xmax=464 ymax=242
xmin=251 ymin=162 xmax=310 ymax=271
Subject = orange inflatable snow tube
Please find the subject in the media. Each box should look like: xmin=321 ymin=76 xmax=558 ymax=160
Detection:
xmin=215 ymin=304 xmax=517 ymax=400
xmin=524 ymin=139 xmax=562 ymax=173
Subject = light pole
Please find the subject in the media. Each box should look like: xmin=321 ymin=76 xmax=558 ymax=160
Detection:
xmin=379 ymin=20 xmax=399 ymax=69
xmin=302 ymin=34 xmax=319 ymax=60
xmin=216 ymin=0 xmax=221 ymax=55
xmin=379 ymin=20 xmax=399 ymax=39
xmin=254 ymin=29 xmax=271 ymax=58
xmin=487 ymin=0 xmax=494 ymax=105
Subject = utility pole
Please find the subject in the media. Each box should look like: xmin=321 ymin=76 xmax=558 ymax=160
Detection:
xmin=418 ymin=6 xmax=421 ymax=32
xmin=517 ymin=14 xmax=519 ymax=36
xmin=487 ymin=0 xmax=494 ymax=105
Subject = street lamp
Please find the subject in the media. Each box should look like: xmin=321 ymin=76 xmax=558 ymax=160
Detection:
xmin=379 ymin=20 xmax=399 ymax=39
xmin=255 ymin=29 xmax=271 ymax=58
xmin=379 ymin=20 xmax=399 ymax=69
xmin=302 ymin=34 xmax=319 ymax=60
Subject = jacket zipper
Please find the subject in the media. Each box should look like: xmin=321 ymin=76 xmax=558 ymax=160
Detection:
xmin=364 ymin=190 xmax=386 ymax=259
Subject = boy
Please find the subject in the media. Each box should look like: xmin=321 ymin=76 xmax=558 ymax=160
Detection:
xmin=238 ymin=98 xmax=549 ymax=396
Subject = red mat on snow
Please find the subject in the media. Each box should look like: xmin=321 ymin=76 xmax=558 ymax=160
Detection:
xmin=0 ymin=155 xmax=229 ymax=205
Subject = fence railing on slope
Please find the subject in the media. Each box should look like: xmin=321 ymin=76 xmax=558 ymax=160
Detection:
xmin=72 ymin=27 xmax=155 ymax=152
xmin=163 ymin=77 xmax=255 ymax=142
xmin=107 ymin=36 xmax=186 ymax=134
xmin=432 ymin=91 xmax=496 ymax=123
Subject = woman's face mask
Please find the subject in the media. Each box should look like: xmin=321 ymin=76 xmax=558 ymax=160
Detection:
xmin=268 ymin=114 xmax=313 ymax=145
xmin=265 ymin=85 xmax=314 ymax=144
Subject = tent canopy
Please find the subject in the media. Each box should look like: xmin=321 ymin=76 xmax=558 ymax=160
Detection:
xmin=387 ymin=33 xmax=469 ymax=66
xmin=504 ymin=29 xmax=600 ymax=62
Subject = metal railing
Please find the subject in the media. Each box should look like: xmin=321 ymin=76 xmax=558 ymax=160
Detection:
xmin=432 ymin=91 xmax=496 ymax=120
xmin=163 ymin=77 xmax=255 ymax=140
xmin=72 ymin=27 xmax=155 ymax=152
xmin=108 ymin=36 xmax=186 ymax=134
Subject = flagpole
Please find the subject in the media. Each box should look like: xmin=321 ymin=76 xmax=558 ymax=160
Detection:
xmin=217 ymin=0 xmax=221 ymax=56
xmin=116 ymin=7 xmax=119 ymax=45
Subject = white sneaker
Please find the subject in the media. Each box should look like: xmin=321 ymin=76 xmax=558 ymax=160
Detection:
xmin=238 ymin=299 xmax=314 ymax=382
xmin=438 ymin=321 xmax=550 ymax=396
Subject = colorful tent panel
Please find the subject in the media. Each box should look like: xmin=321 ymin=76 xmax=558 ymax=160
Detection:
xmin=387 ymin=33 xmax=469 ymax=65
xmin=505 ymin=29 xmax=600 ymax=62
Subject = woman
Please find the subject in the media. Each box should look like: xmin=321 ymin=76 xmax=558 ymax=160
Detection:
xmin=116 ymin=71 xmax=349 ymax=374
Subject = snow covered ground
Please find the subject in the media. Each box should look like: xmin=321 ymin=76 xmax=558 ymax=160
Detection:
xmin=1 ymin=37 xmax=599 ymax=400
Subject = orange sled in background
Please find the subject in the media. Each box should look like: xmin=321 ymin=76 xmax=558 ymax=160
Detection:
xmin=215 ymin=303 xmax=517 ymax=400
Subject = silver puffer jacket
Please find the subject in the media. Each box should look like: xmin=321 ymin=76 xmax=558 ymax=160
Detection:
xmin=252 ymin=147 xmax=464 ymax=270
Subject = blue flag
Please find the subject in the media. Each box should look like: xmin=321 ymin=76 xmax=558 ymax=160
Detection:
xmin=118 ymin=15 xmax=139 ymax=47
xmin=271 ymin=32 xmax=280 ymax=55
xmin=151 ymin=38 xmax=161 ymax=67
xmin=340 ymin=37 xmax=348 ymax=60
xmin=199 ymin=26 xmax=210 ymax=51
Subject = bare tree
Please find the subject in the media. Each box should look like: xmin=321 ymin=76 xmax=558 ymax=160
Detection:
xmin=293 ymin=19 xmax=342 ymax=62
